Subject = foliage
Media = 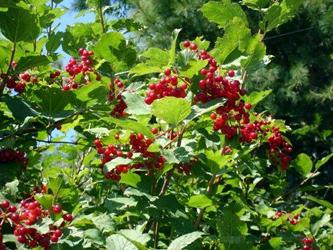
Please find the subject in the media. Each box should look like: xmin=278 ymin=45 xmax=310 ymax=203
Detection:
xmin=0 ymin=1 xmax=332 ymax=250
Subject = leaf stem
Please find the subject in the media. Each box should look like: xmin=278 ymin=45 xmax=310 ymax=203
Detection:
xmin=194 ymin=174 xmax=216 ymax=229
xmin=97 ymin=2 xmax=106 ymax=33
xmin=153 ymin=221 xmax=160 ymax=249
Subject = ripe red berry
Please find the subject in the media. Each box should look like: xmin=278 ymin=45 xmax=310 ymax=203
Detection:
xmin=190 ymin=43 xmax=198 ymax=51
xmin=164 ymin=68 xmax=171 ymax=76
xmin=302 ymin=237 xmax=314 ymax=245
xmin=63 ymin=213 xmax=73 ymax=222
xmin=94 ymin=139 xmax=102 ymax=148
xmin=183 ymin=40 xmax=191 ymax=48
xmin=228 ymin=70 xmax=235 ymax=77
xmin=210 ymin=113 xmax=217 ymax=120
xmin=1 ymin=200 xmax=10 ymax=209
xmin=151 ymin=127 xmax=158 ymax=134
xmin=63 ymin=85 xmax=70 ymax=91
xmin=8 ymin=205 xmax=17 ymax=213
xmin=244 ymin=103 xmax=252 ymax=110
xmin=54 ymin=229 xmax=62 ymax=238
xmin=50 ymin=235 xmax=59 ymax=242
xmin=52 ymin=204 xmax=62 ymax=214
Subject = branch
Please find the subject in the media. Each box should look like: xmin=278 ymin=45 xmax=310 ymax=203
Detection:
xmin=34 ymin=139 xmax=86 ymax=146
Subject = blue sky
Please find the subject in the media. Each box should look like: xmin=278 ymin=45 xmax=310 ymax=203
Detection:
xmin=58 ymin=0 xmax=94 ymax=31
xmin=55 ymin=0 xmax=94 ymax=61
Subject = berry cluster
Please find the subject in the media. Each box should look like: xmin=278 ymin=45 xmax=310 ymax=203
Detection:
xmin=144 ymin=68 xmax=188 ymax=105
xmin=49 ymin=70 xmax=61 ymax=79
xmin=94 ymin=133 xmax=166 ymax=181
xmin=175 ymin=161 xmax=195 ymax=176
xmin=182 ymin=40 xmax=293 ymax=169
xmin=0 ymin=198 xmax=73 ymax=250
xmin=273 ymin=210 xmax=300 ymax=225
xmin=0 ymin=149 xmax=28 ymax=166
xmin=108 ymin=79 xmax=127 ymax=117
xmin=182 ymin=40 xmax=199 ymax=52
xmin=0 ymin=72 xmax=37 ymax=94
xmin=301 ymin=237 xmax=315 ymax=250
xmin=268 ymin=127 xmax=292 ymax=170
xmin=63 ymin=48 xmax=100 ymax=90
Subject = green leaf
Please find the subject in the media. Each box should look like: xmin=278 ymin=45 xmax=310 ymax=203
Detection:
xmin=123 ymin=91 xmax=151 ymax=115
xmin=129 ymin=64 xmax=163 ymax=76
xmin=94 ymin=31 xmax=136 ymax=72
xmin=240 ymin=34 xmax=266 ymax=72
xmin=293 ymin=153 xmax=313 ymax=177
xmin=217 ymin=208 xmax=248 ymax=247
xmin=167 ymin=232 xmax=204 ymax=250
xmin=34 ymin=194 xmax=54 ymax=209
xmin=187 ymin=194 xmax=213 ymax=209
xmin=84 ymin=228 xmax=104 ymax=245
xmin=26 ymin=85 xmax=76 ymax=118
xmin=0 ymin=6 xmax=40 ymax=42
xmin=107 ymin=117 xmax=154 ymax=138
xmin=120 ymin=172 xmax=141 ymax=188
xmin=307 ymin=196 xmax=333 ymax=211
xmin=315 ymin=152 xmax=333 ymax=170
xmin=15 ymin=55 xmax=50 ymax=73
xmin=119 ymin=229 xmax=150 ymax=246
xmin=168 ymin=29 xmax=181 ymax=66
xmin=262 ymin=0 xmax=303 ymax=33
xmin=180 ymin=60 xmax=208 ymax=78
xmin=2 ymin=95 xmax=40 ymax=121
xmin=151 ymin=97 xmax=191 ymax=126
xmin=185 ymin=98 xmax=226 ymax=123
xmin=104 ymin=157 xmax=132 ymax=172
xmin=141 ymin=47 xmax=169 ymax=67
xmin=269 ymin=237 xmax=283 ymax=249
xmin=106 ymin=234 xmax=138 ymax=250
xmin=205 ymin=150 xmax=233 ymax=174
xmin=211 ymin=17 xmax=251 ymax=64
xmin=242 ymin=90 xmax=272 ymax=106
xmin=45 ymin=32 xmax=63 ymax=53
xmin=4 ymin=179 xmax=19 ymax=196
xmin=74 ymin=82 xmax=108 ymax=107
xmin=201 ymin=1 xmax=248 ymax=28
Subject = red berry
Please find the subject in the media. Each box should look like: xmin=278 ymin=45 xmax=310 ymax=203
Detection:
xmin=50 ymin=235 xmax=59 ymax=242
xmin=94 ymin=139 xmax=102 ymax=148
xmin=52 ymin=204 xmax=62 ymax=214
xmin=244 ymin=103 xmax=252 ymax=110
xmin=164 ymin=68 xmax=171 ymax=76
xmin=151 ymin=128 xmax=158 ymax=134
xmin=190 ymin=43 xmax=198 ymax=51
xmin=302 ymin=237 xmax=314 ymax=245
xmin=63 ymin=213 xmax=73 ymax=222
xmin=54 ymin=229 xmax=62 ymax=238
xmin=63 ymin=85 xmax=70 ymax=91
xmin=183 ymin=40 xmax=191 ymax=48
xmin=210 ymin=113 xmax=217 ymax=120
xmin=1 ymin=200 xmax=10 ymax=209
xmin=8 ymin=205 xmax=17 ymax=213
xmin=228 ymin=70 xmax=235 ymax=77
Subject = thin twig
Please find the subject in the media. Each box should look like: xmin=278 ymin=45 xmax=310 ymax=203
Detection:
xmin=34 ymin=139 xmax=86 ymax=146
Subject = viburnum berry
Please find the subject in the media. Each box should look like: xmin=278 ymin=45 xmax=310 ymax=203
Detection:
xmin=0 ymin=200 xmax=10 ymax=209
xmin=52 ymin=204 xmax=62 ymax=214
xmin=183 ymin=40 xmax=191 ymax=48
xmin=63 ymin=213 xmax=73 ymax=222
xmin=0 ymin=149 xmax=28 ymax=166
xmin=228 ymin=70 xmax=235 ymax=77
xmin=151 ymin=127 xmax=158 ymax=134
xmin=144 ymin=67 xmax=187 ymax=104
